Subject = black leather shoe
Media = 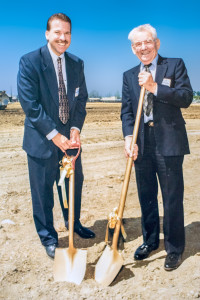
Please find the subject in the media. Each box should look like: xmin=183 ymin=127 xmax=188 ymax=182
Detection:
xmin=45 ymin=244 xmax=57 ymax=259
xmin=134 ymin=243 xmax=158 ymax=260
xmin=164 ymin=253 xmax=182 ymax=271
xmin=65 ymin=220 xmax=95 ymax=239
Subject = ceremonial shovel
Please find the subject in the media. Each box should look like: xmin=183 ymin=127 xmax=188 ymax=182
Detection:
xmin=95 ymin=86 xmax=146 ymax=286
xmin=53 ymin=145 xmax=87 ymax=285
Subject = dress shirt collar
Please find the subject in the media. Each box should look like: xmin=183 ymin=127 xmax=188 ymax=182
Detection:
xmin=140 ymin=55 xmax=158 ymax=71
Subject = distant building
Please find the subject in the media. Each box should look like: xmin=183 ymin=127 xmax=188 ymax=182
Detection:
xmin=0 ymin=91 xmax=9 ymax=110
xmin=88 ymin=97 xmax=101 ymax=102
xmin=11 ymin=96 xmax=19 ymax=102
xmin=88 ymin=96 xmax=121 ymax=103
xmin=101 ymin=96 xmax=121 ymax=102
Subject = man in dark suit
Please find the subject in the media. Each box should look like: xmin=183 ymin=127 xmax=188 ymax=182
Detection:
xmin=17 ymin=13 xmax=95 ymax=259
xmin=121 ymin=24 xmax=193 ymax=270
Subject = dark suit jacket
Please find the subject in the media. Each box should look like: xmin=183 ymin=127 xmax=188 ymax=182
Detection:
xmin=121 ymin=55 xmax=193 ymax=157
xmin=17 ymin=45 xmax=88 ymax=159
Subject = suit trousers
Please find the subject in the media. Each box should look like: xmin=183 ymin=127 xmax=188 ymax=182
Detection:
xmin=27 ymin=148 xmax=84 ymax=246
xmin=135 ymin=124 xmax=185 ymax=254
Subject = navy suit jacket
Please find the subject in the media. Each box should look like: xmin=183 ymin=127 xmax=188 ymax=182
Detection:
xmin=17 ymin=45 xmax=88 ymax=159
xmin=121 ymin=55 xmax=193 ymax=157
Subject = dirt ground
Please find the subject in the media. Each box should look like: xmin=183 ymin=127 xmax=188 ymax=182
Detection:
xmin=0 ymin=102 xmax=200 ymax=299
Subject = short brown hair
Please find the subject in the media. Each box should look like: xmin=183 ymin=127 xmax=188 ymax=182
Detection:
xmin=46 ymin=13 xmax=71 ymax=31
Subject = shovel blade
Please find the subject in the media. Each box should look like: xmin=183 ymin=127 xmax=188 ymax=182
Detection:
xmin=95 ymin=245 xmax=123 ymax=286
xmin=53 ymin=248 xmax=87 ymax=285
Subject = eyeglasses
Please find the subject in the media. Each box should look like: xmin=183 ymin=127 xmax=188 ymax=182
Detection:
xmin=133 ymin=39 xmax=155 ymax=49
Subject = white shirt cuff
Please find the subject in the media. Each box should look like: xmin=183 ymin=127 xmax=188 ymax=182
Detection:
xmin=46 ymin=129 xmax=58 ymax=140
xmin=71 ymin=127 xmax=80 ymax=132
xmin=154 ymin=84 xmax=158 ymax=96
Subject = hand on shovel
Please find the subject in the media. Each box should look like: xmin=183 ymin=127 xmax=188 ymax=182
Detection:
xmin=52 ymin=133 xmax=71 ymax=153
xmin=124 ymin=136 xmax=138 ymax=162
xmin=70 ymin=128 xmax=81 ymax=148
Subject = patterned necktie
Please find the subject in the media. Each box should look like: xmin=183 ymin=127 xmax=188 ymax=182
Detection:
xmin=57 ymin=57 xmax=69 ymax=124
xmin=143 ymin=64 xmax=153 ymax=117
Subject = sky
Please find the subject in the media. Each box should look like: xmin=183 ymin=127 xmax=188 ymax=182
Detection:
xmin=1 ymin=0 xmax=200 ymax=97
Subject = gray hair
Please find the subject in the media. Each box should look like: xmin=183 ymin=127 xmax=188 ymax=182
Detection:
xmin=128 ymin=24 xmax=157 ymax=44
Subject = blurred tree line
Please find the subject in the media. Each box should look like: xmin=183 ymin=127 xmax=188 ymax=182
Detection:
xmin=193 ymin=91 xmax=200 ymax=103
xmin=89 ymin=90 xmax=121 ymax=99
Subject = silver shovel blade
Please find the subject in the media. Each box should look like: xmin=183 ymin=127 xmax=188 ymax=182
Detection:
xmin=53 ymin=248 xmax=87 ymax=285
xmin=95 ymin=245 xmax=123 ymax=286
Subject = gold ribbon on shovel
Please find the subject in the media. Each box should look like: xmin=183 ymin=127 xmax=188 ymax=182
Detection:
xmin=58 ymin=146 xmax=81 ymax=208
xmin=105 ymin=207 xmax=127 ymax=243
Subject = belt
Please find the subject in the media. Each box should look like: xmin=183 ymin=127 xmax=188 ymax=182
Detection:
xmin=145 ymin=121 xmax=154 ymax=127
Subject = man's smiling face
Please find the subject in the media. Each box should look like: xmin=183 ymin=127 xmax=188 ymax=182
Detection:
xmin=45 ymin=18 xmax=71 ymax=56
xmin=132 ymin=30 xmax=160 ymax=65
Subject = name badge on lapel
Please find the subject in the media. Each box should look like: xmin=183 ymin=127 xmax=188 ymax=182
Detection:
xmin=75 ymin=87 xmax=79 ymax=97
xmin=162 ymin=78 xmax=171 ymax=87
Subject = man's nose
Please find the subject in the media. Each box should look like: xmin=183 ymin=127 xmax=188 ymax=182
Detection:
xmin=59 ymin=33 xmax=65 ymax=40
xmin=141 ymin=42 xmax=147 ymax=50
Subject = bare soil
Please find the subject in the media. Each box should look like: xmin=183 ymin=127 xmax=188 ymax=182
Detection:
xmin=0 ymin=102 xmax=200 ymax=299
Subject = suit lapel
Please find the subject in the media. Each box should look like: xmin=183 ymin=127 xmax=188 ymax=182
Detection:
xmin=65 ymin=53 xmax=77 ymax=111
xmin=156 ymin=55 xmax=168 ymax=84
xmin=131 ymin=64 xmax=141 ymax=102
xmin=65 ymin=53 xmax=74 ymax=93
xmin=41 ymin=45 xmax=59 ymax=107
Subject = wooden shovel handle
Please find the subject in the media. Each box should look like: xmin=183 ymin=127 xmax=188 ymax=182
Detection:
xmin=112 ymin=86 xmax=146 ymax=250
xmin=67 ymin=146 xmax=80 ymax=250
xmin=68 ymin=170 xmax=75 ymax=250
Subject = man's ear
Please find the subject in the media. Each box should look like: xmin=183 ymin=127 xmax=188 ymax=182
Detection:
xmin=131 ymin=44 xmax=136 ymax=55
xmin=45 ymin=30 xmax=49 ymax=41
xmin=156 ymin=38 xmax=160 ymax=51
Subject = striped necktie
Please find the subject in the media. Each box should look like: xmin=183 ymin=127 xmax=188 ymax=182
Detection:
xmin=143 ymin=64 xmax=153 ymax=117
xmin=57 ymin=57 xmax=69 ymax=124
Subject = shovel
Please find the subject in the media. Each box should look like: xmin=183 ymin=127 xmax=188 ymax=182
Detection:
xmin=53 ymin=146 xmax=87 ymax=285
xmin=95 ymin=86 xmax=146 ymax=286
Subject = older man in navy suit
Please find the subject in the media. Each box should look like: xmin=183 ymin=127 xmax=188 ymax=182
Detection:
xmin=17 ymin=13 xmax=95 ymax=259
xmin=121 ymin=24 xmax=193 ymax=270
